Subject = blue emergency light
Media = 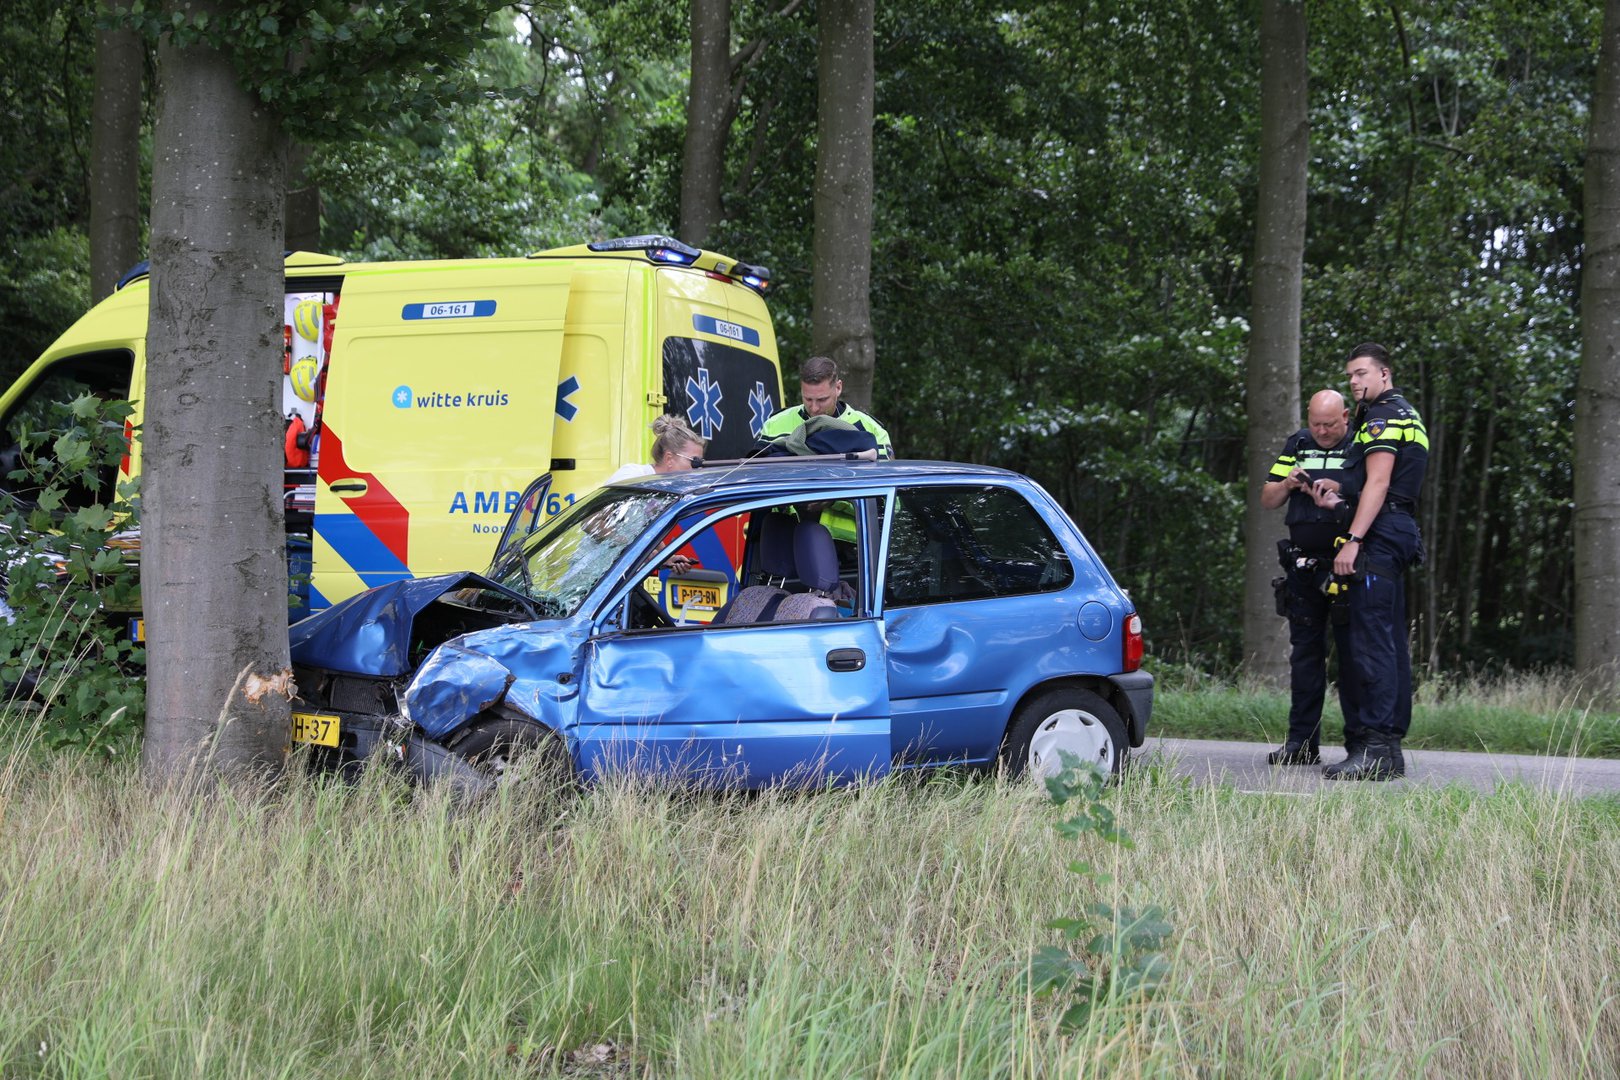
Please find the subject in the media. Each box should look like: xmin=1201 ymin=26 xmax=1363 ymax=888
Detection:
xmin=733 ymin=261 xmax=772 ymax=294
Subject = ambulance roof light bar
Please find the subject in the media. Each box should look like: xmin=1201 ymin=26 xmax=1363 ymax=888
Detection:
xmin=588 ymin=234 xmax=701 ymax=265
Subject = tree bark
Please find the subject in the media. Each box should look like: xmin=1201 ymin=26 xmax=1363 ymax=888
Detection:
xmin=90 ymin=25 xmax=144 ymax=303
xmin=141 ymin=0 xmax=292 ymax=779
xmin=1575 ymin=0 xmax=1620 ymax=694
xmin=679 ymin=0 xmax=730 ymax=248
xmin=1240 ymin=0 xmax=1307 ymax=682
xmin=284 ymin=138 xmax=322 ymax=253
xmin=811 ymin=0 xmax=876 ymax=409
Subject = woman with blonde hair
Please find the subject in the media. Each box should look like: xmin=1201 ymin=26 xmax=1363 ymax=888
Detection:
xmin=603 ymin=415 xmax=706 ymax=484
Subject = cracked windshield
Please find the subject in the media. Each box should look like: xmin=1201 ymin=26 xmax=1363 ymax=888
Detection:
xmin=493 ymin=488 xmax=676 ymax=615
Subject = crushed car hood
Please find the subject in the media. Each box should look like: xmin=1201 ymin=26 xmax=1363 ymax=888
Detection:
xmin=289 ymin=572 xmax=522 ymax=677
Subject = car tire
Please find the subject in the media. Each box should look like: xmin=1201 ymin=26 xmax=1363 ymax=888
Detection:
xmin=450 ymin=717 xmax=573 ymax=787
xmin=1001 ymin=687 xmax=1127 ymax=780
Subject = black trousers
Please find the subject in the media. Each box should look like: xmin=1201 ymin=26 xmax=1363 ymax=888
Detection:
xmin=1284 ymin=568 xmax=1361 ymax=749
xmin=1348 ymin=515 xmax=1421 ymax=739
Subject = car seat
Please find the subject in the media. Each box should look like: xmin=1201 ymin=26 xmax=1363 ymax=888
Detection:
xmin=716 ymin=511 xmax=796 ymax=623
xmin=773 ymin=521 xmax=841 ymax=621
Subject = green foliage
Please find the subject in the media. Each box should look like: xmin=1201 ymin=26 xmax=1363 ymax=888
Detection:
xmin=1025 ymin=753 xmax=1173 ymax=1031
xmin=1 ymin=394 xmax=143 ymax=753
xmin=0 ymin=228 xmax=92 ymax=387
xmin=106 ymin=2 xmax=505 ymax=134
xmin=0 ymin=1 xmax=101 ymax=385
xmin=311 ymin=3 xmax=692 ymax=259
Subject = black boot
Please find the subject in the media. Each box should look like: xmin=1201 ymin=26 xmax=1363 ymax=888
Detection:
xmin=1323 ymin=735 xmax=1403 ymax=781
xmin=1267 ymin=742 xmax=1321 ymax=765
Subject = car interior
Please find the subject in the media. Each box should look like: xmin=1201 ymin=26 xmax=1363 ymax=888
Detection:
xmin=621 ymin=500 xmax=866 ymax=631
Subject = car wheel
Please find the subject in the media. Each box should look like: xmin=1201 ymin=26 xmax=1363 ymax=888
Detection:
xmin=1001 ymin=687 xmax=1127 ymax=780
xmin=451 ymin=717 xmax=573 ymax=786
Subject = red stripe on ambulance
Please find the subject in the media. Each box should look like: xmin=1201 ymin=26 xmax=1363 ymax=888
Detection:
xmin=316 ymin=427 xmax=410 ymax=566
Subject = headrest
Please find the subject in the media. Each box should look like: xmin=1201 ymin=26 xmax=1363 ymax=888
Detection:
xmin=757 ymin=512 xmax=798 ymax=578
xmin=793 ymin=521 xmax=840 ymax=593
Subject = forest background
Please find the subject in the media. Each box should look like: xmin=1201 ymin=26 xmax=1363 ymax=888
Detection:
xmin=0 ymin=0 xmax=1602 ymax=678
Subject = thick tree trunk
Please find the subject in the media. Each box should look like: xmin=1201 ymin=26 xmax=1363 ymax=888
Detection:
xmin=1240 ymin=0 xmax=1307 ymax=682
xmin=284 ymin=139 xmax=322 ymax=253
xmin=679 ymin=0 xmax=730 ymax=248
xmin=90 ymin=26 xmax=144 ymax=303
xmin=1575 ymin=0 xmax=1620 ymax=693
xmin=811 ymin=0 xmax=876 ymax=409
xmin=141 ymin=1 xmax=292 ymax=779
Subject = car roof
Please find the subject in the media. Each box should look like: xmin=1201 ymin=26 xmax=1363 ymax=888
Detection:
xmin=609 ymin=458 xmax=1029 ymax=499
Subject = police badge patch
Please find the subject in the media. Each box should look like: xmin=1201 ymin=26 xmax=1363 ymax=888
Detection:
xmin=1366 ymin=418 xmax=1387 ymax=438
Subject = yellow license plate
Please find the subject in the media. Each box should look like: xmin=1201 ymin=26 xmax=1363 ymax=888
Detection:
xmin=291 ymin=710 xmax=340 ymax=748
xmin=670 ymin=582 xmax=723 ymax=608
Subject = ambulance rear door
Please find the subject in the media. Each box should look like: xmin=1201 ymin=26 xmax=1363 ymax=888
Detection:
xmin=655 ymin=269 xmax=781 ymax=462
xmin=544 ymin=261 xmax=632 ymax=518
xmin=311 ymin=262 xmax=568 ymax=609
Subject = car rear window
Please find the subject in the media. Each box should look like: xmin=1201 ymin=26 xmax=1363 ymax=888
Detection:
xmin=882 ymin=485 xmax=1073 ymax=607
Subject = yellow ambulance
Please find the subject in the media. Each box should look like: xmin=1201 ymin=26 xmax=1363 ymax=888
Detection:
xmin=0 ymin=235 xmax=783 ymax=617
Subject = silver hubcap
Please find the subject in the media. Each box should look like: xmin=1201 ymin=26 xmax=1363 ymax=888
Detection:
xmin=1027 ymin=709 xmax=1115 ymax=779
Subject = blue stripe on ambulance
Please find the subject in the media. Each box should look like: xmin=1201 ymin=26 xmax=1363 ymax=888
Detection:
xmin=692 ymin=313 xmax=760 ymax=347
xmin=314 ymin=513 xmax=414 ymax=589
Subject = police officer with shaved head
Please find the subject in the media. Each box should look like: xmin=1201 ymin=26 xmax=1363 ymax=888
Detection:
xmin=1261 ymin=388 xmax=1362 ymax=766
xmin=1310 ymin=343 xmax=1429 ymax=780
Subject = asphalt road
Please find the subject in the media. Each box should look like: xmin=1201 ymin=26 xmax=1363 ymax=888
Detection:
xmin=1139 ymin=737 xmax=1620 ymax=797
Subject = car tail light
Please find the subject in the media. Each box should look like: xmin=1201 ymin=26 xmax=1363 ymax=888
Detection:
xmin=1122 ymin=611 xmax=1144 ymax=672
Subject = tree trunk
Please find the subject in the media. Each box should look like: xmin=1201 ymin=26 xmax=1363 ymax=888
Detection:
xmin=679 ymin=0 xmax=730 ymax=248
xmin=1575 ymin=0 xmax=1620 ymax=694
xmin=811 ymin=0 xmax=875 ymax=409
xmin=1240 ymin=0 xmax=1308 ymax=682
xmin=284 ymin=138 xmax=322 ymax=253
xmin=141 ymin=0 xmax=292 ymax=779
xmin=89 ymin=25 xmax=144 ymax=303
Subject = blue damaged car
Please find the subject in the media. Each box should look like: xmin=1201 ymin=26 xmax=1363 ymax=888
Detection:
xmin=288 ymin=458 xmax=1152 ymax=788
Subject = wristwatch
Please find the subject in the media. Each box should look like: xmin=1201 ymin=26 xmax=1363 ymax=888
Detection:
xmin=1346 ymin=533 xmax=1363 ymax=544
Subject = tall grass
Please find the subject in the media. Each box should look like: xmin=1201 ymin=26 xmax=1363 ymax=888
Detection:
xmin=1 ymin=745 xmax=1616 ymax=1077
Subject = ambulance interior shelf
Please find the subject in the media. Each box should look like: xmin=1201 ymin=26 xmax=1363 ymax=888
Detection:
xmin=283 ymin=290 xmax=337 ymax=524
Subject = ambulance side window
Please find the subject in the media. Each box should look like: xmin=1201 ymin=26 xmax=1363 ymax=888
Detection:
xmin=0 ymin=349 xmax=134 ymax=506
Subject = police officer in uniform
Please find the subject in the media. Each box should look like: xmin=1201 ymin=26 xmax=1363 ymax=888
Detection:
xmin=1310 ymin=342 xmax=1429 ymax=781
xmin=1260 ymin=389 xmax=1362 ymax=765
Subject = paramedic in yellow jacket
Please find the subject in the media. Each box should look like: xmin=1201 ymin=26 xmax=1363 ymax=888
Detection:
xmin=758 ymin=356 xmax=893 ymax=459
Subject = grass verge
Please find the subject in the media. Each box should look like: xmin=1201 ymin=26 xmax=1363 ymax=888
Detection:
xmin=1 ymin=750 xmax=1616 ymax=1077
xmin=1150 ymin=668 xmax=1620 ymax=757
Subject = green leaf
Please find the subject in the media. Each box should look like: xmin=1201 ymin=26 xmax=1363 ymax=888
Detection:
xmin=1026 ymin=945 xmax=1088 ymax=993
xmin=70 ymin=505 xmax=116 ymax=532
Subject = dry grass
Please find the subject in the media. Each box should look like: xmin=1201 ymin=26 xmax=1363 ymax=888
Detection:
xmin=0 ymin=748 xmax=1616 ymax=1077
